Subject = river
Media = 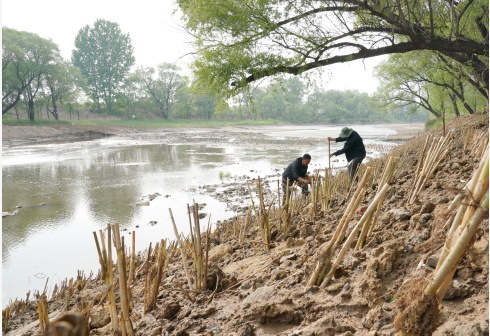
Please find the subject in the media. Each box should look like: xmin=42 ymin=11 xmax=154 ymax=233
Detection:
xmin=2 ymin=123 xmax=421 ymax=306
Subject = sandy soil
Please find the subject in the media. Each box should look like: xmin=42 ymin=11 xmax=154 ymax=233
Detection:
xmin=2 ymin=116 xmax=488 ymax=336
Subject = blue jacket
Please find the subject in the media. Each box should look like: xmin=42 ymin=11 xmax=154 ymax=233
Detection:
xmin=333 ymin=131 xmax=366 ymax=162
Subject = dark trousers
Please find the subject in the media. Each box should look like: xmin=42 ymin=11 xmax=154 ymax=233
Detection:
xmin=348 ymin=156 xmax=365 ymax=181
xmin=282 ymin=178 xmax=309 ymax=203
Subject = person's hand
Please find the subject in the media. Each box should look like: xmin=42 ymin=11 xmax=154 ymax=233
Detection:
xmin=329 ymin=153 xmax=335 ymax=158
xmin=327 ymin=137 xmax=335 ymax=141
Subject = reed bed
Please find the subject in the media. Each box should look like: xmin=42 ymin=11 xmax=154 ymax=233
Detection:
xmin=395 ymin=144 xmax=489 ymax=336
xmin=144 ymin=239 xmax=175 ymax=312
xmin=169 ymin=202 xmax=212 ymax=294
xmin=426 ymin=145 xmax=489 ymax=301
xmin=307 ymin=155 xmax=398 ymax=288
xmin=112 ymin=223 xmax=134 ymax=336
xmin=408 ymin=133 xmax=453 ymax=204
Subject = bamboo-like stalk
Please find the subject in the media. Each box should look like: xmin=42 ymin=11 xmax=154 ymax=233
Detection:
xmin=93 ymin=232 xmax=107 ymax=280
xmin=425 ymin=192 xmax=488 ymax=301
xmin=105 ymin=225 xmax=118 ymax=331
xmin=437 ymin=146 xmax=489 ymax=271
xmin=2 ymin=306 xmax=11 ymax=333
xmin=37 ymin=294 xmax=49 ymax=336
xmin=64 ymin=278 xmax=74 ymax=311
xmin=277 ymin=179 xmax=281 ymax=208
xmin=257 ymin=177 xmax=271 ymax=252
xmin=320 ymin=183 xmax=391 ymax=288
xmin=142 ymin=243 xmax=152 ymax=313
xmin=129 ymin=231 xmax=136 ymax=285
xmin=360 ymin=156 xmax=399 ymax=245
xmin=145 ymin=240 xmax=167 ymax=311
xmin=192 ymin=202 xmax=204 ymax=290
xmin=112 ymin=223 xmax=134 ymax=336
xmin=331 ymin=167 xmax=372 ymax=247
xmin=307 ymin=168 xmax=372 ymax=287
xmin=238 ymin=208 xmax=251 ymax=242
xmin=169 ymin=208 xmax=194 ymax=291
xmin=409 ymin=134 xmax=452 ymax=204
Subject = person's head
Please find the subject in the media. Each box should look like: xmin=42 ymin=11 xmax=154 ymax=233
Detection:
xmin=339 ymin=127 xmax=354 ymax=138
xmin=301 ymin=153 xmax=311 ymax=166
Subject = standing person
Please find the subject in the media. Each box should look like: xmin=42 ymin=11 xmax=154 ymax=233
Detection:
xmin=282 ymin=154 xmax=311 ymax=203
xmin=328 ymin=127 xmax=366 ymax=181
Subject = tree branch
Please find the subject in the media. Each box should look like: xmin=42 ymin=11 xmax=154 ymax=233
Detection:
xmin=235 ymin=39 xmax=488 ymax=87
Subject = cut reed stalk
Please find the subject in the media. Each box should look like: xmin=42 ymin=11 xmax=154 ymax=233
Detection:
xmin=93 ymin=232 xmax=107 ymax=280
xmin=129 ymin=231 xmax=135 ymax=285
xmin=238 ymin=208 xmax=251 ymax=242
xmin=112 ymin=223 xmax=134 ymax=336
xmin=37 ymin=294 xmax=49 ymax=336
xmin=257 ymin=177 xmax=271 ymax=252
xmin=408 ymin=134 xmax=452 ymax=204
xmin=426 ymin=192 xmax=488 ymax=300
xmin=105 ymin=225 xmax=118 ymax=331
xmin=169 ymin=208 xmax=194 ymax=291
xmin=307 ymin=168 xmax=372 ymax=287
xmin=145 ymin=239 xmax=175 ymax=312
xmin=331 ymin=167 xmax=372 ymax=247
xmin=320 ymin=183 xmax=390 ymax=288
xmin=142 ymin=243 xmax=152 ymax=313
xmin=428 ymin=147 xmax=489 ymax=301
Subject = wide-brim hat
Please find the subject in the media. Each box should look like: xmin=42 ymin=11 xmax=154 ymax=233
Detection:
xmin=339 ymin=127 xmax=354 ymax=138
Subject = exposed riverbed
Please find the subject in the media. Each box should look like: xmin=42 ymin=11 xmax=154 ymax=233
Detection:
xmin=2 ymin=123 xmax=424 ymax=306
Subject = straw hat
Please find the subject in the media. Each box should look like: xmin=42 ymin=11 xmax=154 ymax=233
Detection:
xmin=339 ymin=127 xmax=354 ymax=138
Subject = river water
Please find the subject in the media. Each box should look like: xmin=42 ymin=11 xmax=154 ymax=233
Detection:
xmin=2 ymin=124 xmax=409 ymax=306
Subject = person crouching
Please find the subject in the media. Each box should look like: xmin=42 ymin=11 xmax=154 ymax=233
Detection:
xmin=282 ymin=154 xmax=311 ymax=203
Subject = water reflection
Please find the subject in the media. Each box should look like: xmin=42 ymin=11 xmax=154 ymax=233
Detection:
xmin=3 ymin=140 xmax=310 ymax=306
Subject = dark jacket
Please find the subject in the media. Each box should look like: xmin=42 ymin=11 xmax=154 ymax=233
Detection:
xmin=282 ymin=157 xmax=308 ymax=181
xmin=333 ymin=131 xmax=366 ymax=162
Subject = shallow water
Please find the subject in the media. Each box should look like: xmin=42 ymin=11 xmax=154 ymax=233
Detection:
xmin=2 ymin=124 xmax=400 ymax=306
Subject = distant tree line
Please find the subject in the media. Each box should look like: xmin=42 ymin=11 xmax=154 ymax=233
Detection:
xmin=2 ymin=16 xmax=486 ymax=124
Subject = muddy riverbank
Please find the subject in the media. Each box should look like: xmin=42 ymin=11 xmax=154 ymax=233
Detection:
xmin=2 ymin=122 xmax=424 ymax=148
xmin=3 ymin=117 xmax=488 ymax=336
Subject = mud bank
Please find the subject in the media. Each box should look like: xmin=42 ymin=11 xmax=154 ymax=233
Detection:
xmin=3 ymin=116 xmax=488 ymax=336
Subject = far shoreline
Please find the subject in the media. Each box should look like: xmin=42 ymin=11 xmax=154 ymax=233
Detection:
xmin=2 ymin=121 xmax=426 ymax=147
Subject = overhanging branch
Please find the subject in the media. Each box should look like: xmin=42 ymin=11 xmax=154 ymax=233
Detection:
xmin=234 ymin=39 xmax=488 ymax=87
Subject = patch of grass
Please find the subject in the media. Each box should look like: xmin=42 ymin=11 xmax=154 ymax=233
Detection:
xmin=2 ymin=118 xmax=72 ymax=126
xmin=219 ymin=171 xmax=232 ymax=180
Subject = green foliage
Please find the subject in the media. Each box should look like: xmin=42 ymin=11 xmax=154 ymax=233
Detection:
xmin=375 ymin=51 xmax=488 ymax=119
xmin=230 ymin=77 xmax=426 ymax=123
xmin=2 ymin=27 xmax=60 ymax=118
xmin=132 ymin=63 xmax=185 ymax=119
xmin=177 ymin=0 xmax=488 ymax=102
xmin=425 ymin=118 xmax=443 ymax=130
xmin=72 ymin=19 xmax=135 ymax=113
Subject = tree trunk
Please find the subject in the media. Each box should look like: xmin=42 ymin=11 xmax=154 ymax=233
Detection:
xmin=27 ymin=99 xmax=35 ymax=121
xmin=449 ymin=93 xmax=461 ymax=117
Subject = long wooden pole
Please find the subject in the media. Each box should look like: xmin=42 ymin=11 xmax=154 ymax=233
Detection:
xmin=328 ymin=139 xmax=331 ymax=172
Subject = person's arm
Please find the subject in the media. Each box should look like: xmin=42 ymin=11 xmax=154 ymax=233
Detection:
xmin=334 ymin=133 xmax=359 ymax=155
xmin=292 ymin=160 xmax=309 ymax=184
xmin=327 ymin=136 xmax=346 ymax=142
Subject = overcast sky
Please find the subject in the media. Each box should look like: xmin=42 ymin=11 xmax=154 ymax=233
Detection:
xmin=2 ymin=0 xmax=384 ymax=94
